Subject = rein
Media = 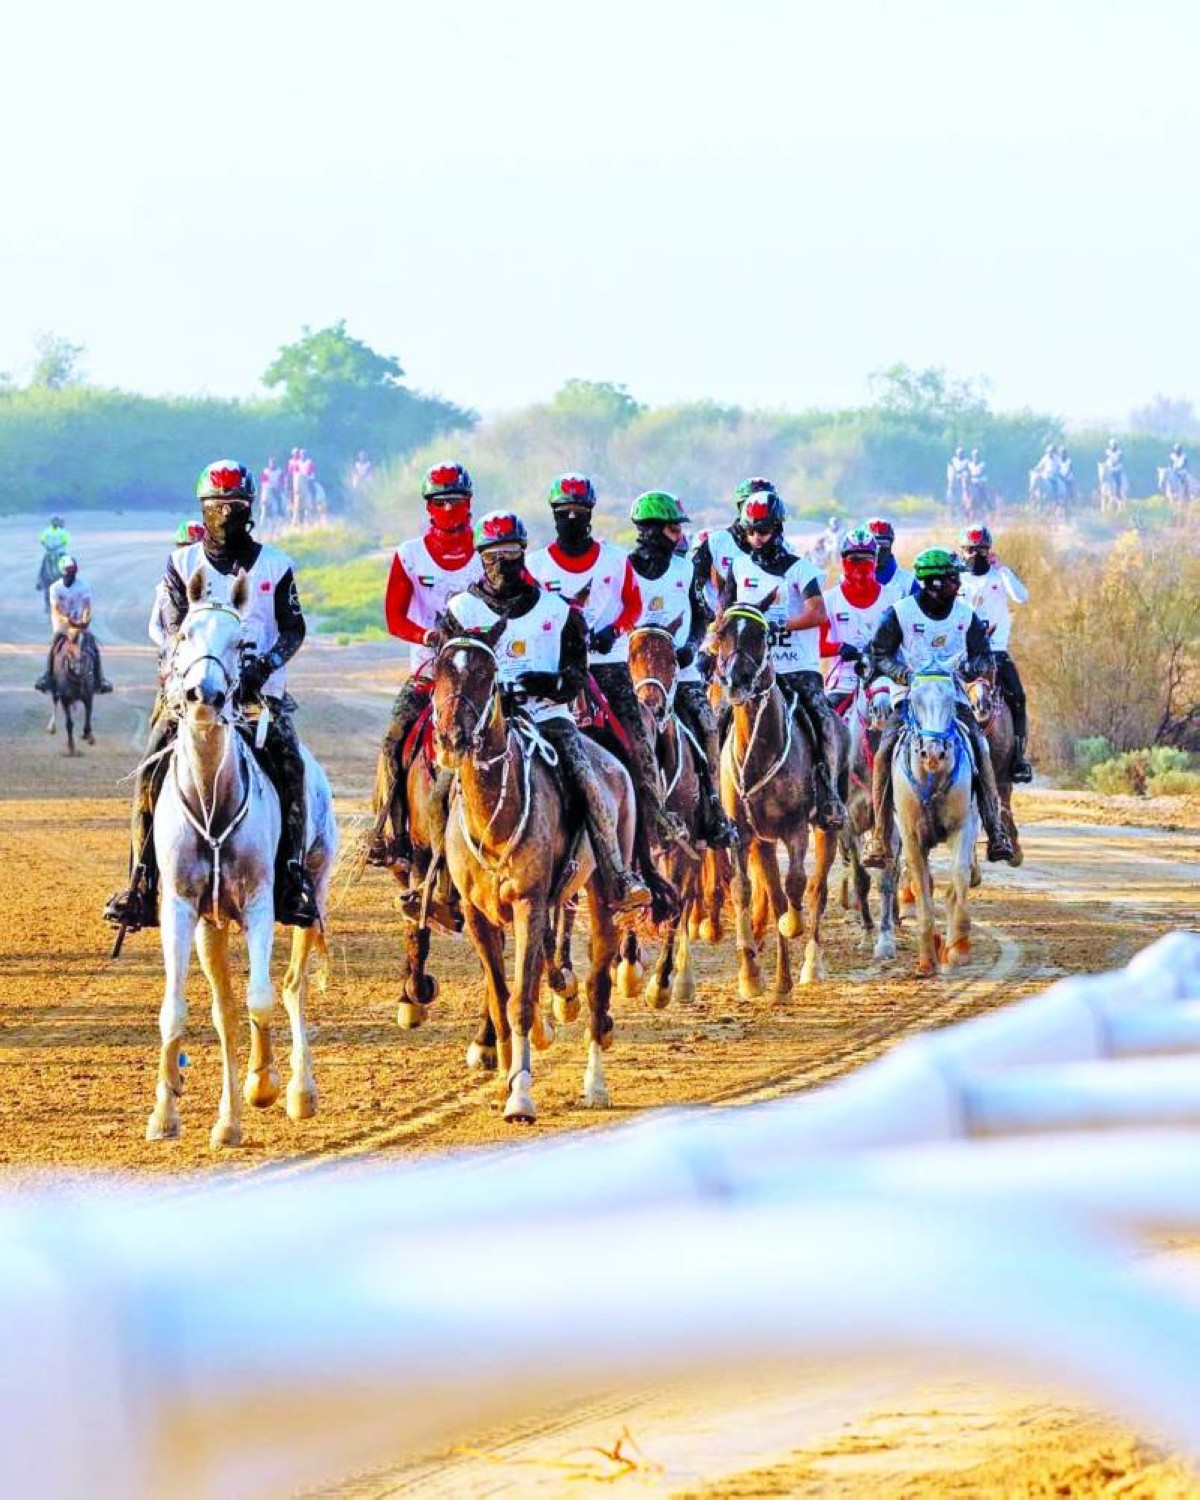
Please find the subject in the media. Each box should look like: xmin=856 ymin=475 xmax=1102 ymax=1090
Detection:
xmin=172 ymin=723 xmax=255 ymax=923
xmin=898 ymin=678 xmax=968 ymax=806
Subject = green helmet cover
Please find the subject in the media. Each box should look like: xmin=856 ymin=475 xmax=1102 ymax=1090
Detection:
xmin=914 ymin=546 xmax=961 ymax=580
xmin=630 ymin=490 xmax=689 ymax=524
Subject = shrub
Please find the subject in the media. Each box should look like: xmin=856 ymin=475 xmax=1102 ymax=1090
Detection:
xmin=1088 ymin=746 xmax=1196 ymax=796
xmin=302 ymin=554 xmax=391 ymax=639
xmin=1074 ymin=736 xmax=1114 ymax=774
xmin=1147 ymin=769 xmax=1200 ymax=797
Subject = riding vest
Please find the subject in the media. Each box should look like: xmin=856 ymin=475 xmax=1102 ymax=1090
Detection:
xmin=893 ymin=595 xmax=974 ymax=675
xmin=958 ymin=565 xmax=1027 ymax=652
xmin=878 ymin=565 xmax=916 ymax=604
xmin=448 ymin=589 xmax=573 ymax=723
xmin=395 ymin=536 xmax=484 ymax=673
xmin=169 ymin=541 xmax=295 ymax=698
xmin=729 ymin=552 xmax=821 ymax=674
xmin=49 ymin=576 xmax=92 ymax=636
xmin=821 ymin=583 xmax=891 ymax=697
xmin=696 ymin=525 xmax=743 ymax=614
xmin=527 ymin=541 xmax=635 ymax=666
xmin=632 ymin=554 xmax=701 ymax=685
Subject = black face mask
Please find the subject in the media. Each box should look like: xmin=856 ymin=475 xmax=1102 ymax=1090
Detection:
xmin=202 ymin=501 xmax=252 ymax=555
xmin=634 ymin=524 xmax=676 ymax=560
xmin=919 ymin=577 xmax=958 ymax=617
xmin=553 ymin=510 xmax=593 ymax=554
xmin=481 ymin=551 xmax=527 ymax=592
xmin=968 ymin=552 xmax=990 ymax=576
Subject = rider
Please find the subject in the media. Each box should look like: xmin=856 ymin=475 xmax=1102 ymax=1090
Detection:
xmin=957 ymin=524 xmax=1033 ymax=782
xmin=727 ymin=489 xmax=847 ymax=830
xmin=861 ymin=547 xmax=1015 ymax=869
xmin=690 ymin=476 xmax=770 ymax=617
xmin=368 ymin=461 xmax=482 ymax=868
xmin=809 ymin=514 xmax=843 ymax=572
xmin=1058 ymin=446 xmax=1076 ymax=495
xmin=1169 ymin=442 xmax=1189 ymax=474
xmin=947 ymin=444 xmax=970 ymax=494
xmin=967 ymin=447 xmax=987 ymax=484
xmin=39 ymin=515 xmax=71 ymax=558
xmin=261 ymin=456 xmax=282 ymax=495
xmin=444 ymin=510 xmax=651 ymax=914
xmin=867 ymin=517 xmax=916 ymax=600
xmin=819 ymin=527 xmax=890 ymax=715
xmin=103 ymin=460 xmax=319 ymax=933
xmin=1105 ymin=437 xmax=1123 ymax=464
xmin=527 ymin=474 xmax=683 ymax=847
xmin=626 ymin=490 xmax=738 ymax=848
xmin=34 ymin=555 xmax=113 ymax=694
xmin=351 ymin=450 xmax=374 ymax=491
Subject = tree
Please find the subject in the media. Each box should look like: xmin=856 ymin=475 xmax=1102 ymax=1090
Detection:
xmin=263 ymin=321 xmax=405 ymax=425
xmin=867 ymin=363 xmax=990 ymax=424
xmin=29 ymin=333 xmax=85 ymax=390
xmin=1127 ymin=392 xmax=1200 ymax=440
xmin=550 ymin=379 xmax=643 ymax=428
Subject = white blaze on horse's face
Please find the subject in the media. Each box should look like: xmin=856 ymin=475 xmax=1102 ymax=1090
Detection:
xmin=967 ymin=676 xmax=993 ymax=725
xmin=433 ymin=642 xmax=497 ymax=766
xmin=908 ymin=673 xmax=958 ymax=773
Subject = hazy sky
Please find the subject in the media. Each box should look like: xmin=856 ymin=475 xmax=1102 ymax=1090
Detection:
xmin=2 ymin=0 xmax=1196 ymax=420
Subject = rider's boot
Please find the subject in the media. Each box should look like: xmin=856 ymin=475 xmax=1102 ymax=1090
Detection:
xmin=1010 ymin=734 xmax=1034 ymax=784
xmin=796 ymin=679 xmax=847 ymax=831
xmin=103 ymin=805 xmax=160 ymax=930
xmin=595 ymin=663 xmax=686 ymax=847
xmin=400 ymin=770 xmax=462 ymax=933
xmin=682 ymin=691 xmax=739 ymax=848
xmin=35 ymin=642 xmax=54 ymax=693
xmin=965 ymin=717 xmax=1015 ymax=863
xmin=556 ymin=720 xmax=651 ymax=914
xmin=862 ymin=717 xmax=901 ymax=869
xmin=367 ymin=733 xmax=410 ymax=870
xmin=270 ymin=723 xmax=319 ymax=928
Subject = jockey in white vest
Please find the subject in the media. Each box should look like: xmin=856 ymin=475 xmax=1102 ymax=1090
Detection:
xmin=35 ymin=555 xmax=113 ymax=694
xmin=690 ymin=475 xmax=770 ymax=621
xmin=726 ymin=488 xmax=847 ymax=830
xmin=527 ymin=473 xmax=684 ymax=847
xmin=867 ymin=516 xmax=917 ymax=602
xmin=104 ymin=460 xmax=319 ymax=934
xmin=861 ymin=546 xmax=1014 ymax=869
xmin=626 ymin=489 xmax=737 ymax=848
xmin=957 ymin=523 xmax=1033 ymax=781
xmin=445 ymin=509 xmax=651 ymax=915
xmin=819 ymin=527 xmax=890 ymax=712
xmin=367 ymin=461 xmax=483 ymax=870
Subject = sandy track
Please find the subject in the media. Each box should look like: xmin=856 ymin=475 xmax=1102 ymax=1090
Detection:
xmin=1 ymin=514 xmax=1197 ymax=1493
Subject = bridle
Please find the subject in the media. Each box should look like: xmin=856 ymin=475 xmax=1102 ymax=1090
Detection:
xmin=717 ymin=608 xmax=794 ymax=831
xmin=435 ymin=636 xmax=503 ymax=765
xmin=629 ymin=624 xmax=678 ymax=730
xmin=170 ymin=601 xmax=246 ymax=716
xmin=900 ymin=671 xmax=966 ymax=803
xmin=716 ymin=607 xmax=774 ymax=704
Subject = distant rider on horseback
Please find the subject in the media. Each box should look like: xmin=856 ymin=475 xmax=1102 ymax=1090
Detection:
xmin=103 ymin=460 xmax=319 ymax=933
xmin=39 ymin=515 xmax=71 ymax=560
xmin=527 ymin=474 xmax=684 ymax=847
xmin=819 ymin=527 xmax=890 ymax=715
xmin=34 ymin=555 xmax=114 ymax=694
xmin=946 ymin=445 xmax=969 ymax=503
xmin=867 ymin=516 xmax=917 ymax=600
xmin=367 ymin=461 xmax=482 ymax=869
xmin=444 ymin=510 xmax=652 ymax=914
xmin=861 ymin=547 xmax=1015 ymax=869
xmin=957 ymin=524 xmax=1033 ymax=783
xmin=727 ymin=489 xmax=848 ymax=830
xmin=627 ymin=489 xmax=738 ymax=848
xmin=1169 ymin=442 xmax=1189 ymax=474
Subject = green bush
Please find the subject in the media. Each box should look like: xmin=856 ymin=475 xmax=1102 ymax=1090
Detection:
xmin=276 ymin=522 xmax=377 ymax=567
xmin=302 ymin=554 xmax=391 ymax=639
xmin=1074 ymin=736 xmax=1114 ymax=774
xmin=1147 ymin=769 xmax=1200 ymax=797
xmin=1088 ymin=746 xmax=1196 ymax=796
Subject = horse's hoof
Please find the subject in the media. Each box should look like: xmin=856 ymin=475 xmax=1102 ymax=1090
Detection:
xmin=466 ymin=1041 xmax=497 ymax=1072
xmin=616 ymin=959 xmax=644 ymax=999
xmin=286 ymin=1082 xmax=318 ymax=1121
xmin=644 ymin=976 xmax=669 ymax=1011
xmin=403 ymin=973 xmax=438 ymax=1005
xmin=874 ymin=935 xmax=897 ymax=962
xmin=503 ymin=1072 xmax=537 ymax=1124
xmin=552 ymin=991 xmax=581 ymax=1024
xmin=550 ymin=968 xmax=578 ymax=1002
xmin=531 ymin=1013 xmax=556 ymax=1051
xmin=581 ymin=1081 xmax=611 ymax=1109
xmin=209 ymin=1119 xmax=243 ymax=1149
xmin=46 ymin=723 xmax=56 ymax=736
xmin=946 ymin=939 xmax=972 ymax=968
xmin=934 ymin=932 xmax=948 ymax=961
xmin=800 ymin=958 xmax=824 ymax=986
xmin=396 ymin=999 xmax=428 ymax=1031
xmin=698 ymin=918 xmax=719 ymax=945
xmin=915 ymin=956 xmax=939 ymax=978
xmin=1009 ymin=847 xmax=1024 ymax=868
xmin=243 ymin=1068 xmax=281 ymax=1109
xmin=777 ymin=909 xmax=803 ymax=939
xmin=146 ymin=1109 xmax=180 ymax=1142
xmin=84 ymin=733 xmax=95 ymax=746
xmin=671 ymin=974 xmax=696 ymax=1006
xmin=738 ymin=972 xmax=764 ymax=1001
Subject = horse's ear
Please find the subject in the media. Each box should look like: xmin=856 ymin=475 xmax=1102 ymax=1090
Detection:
xmin=716 ymin=569 xmax=737 ymax=616
xmin=568 ymin=580 xmax=592 ymax=611
xmin=187 ymin=565 xmax=207 ymax=606
xmin=229 ymin=568 xmax=250 ymax=613
xmin=665 ymin=613 xmax=684 ymax=636
xmin=758 ymin=585 xmax=780 ymax=612
xmin=483 ymin=617 xmax=506 ymax=649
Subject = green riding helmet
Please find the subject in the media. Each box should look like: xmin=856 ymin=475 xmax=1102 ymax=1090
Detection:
xmin=629 ymin=490 xmax=689 ymax=525
xmin=196 ymin=460 xmax=256 ymax=503
xmin=913 ymin=546 xmax=962 ymax=581
xmin=548 ymin=473 xmax=596 ymax=508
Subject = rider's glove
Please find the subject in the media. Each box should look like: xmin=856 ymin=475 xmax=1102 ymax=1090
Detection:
xmin=518 ymin=670 xmax=560 ymax=698
xmin=675 ymin=644 xmax=695 ymax=669
xmin=423 ymin=626 xmax=446 ymax=651
xmin=894 ymin=666 xmax=912 ymax=687
xmin=837 ymin=642 xmax=862 ymax=662
xmin=240 ymin=651 xmax=280 ymax=696
xmin=589 ymin=624 xmax=619 ymax=656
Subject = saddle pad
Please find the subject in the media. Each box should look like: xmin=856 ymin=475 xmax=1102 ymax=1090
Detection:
xmin=401 ymin=702 xmax=435 ymax=773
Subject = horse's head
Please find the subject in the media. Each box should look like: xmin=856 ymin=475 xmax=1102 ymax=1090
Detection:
xmin=628 ymin=618 xmax=682 ymax=724
xmin=171 ymin=566 xmax=251 ymax=726
xmin=964 ymin=669 xmax=996 ymax=727
xmin=865 ymin=678 xmax=895 ymax=734
xmin=906 ymin=671 xmax=959 ymax=776
xmin=431 ymin=621 xmax=505 ymax=766
xmin=714 ymin=602 xmax=773 ymax=706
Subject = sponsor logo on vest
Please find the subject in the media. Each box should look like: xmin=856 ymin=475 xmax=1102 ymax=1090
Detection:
xmin=931 ymin=633 xmax=949 ymax=647
xmin=650 ymin=595 xmax=664 ymax=610
xmin=260 ymin=580 xmax=272 ymax=592
xmin=545 ymin=581 xmax=562 ymax=592
xmin=508 ymin=640 xmax=527 ymax=658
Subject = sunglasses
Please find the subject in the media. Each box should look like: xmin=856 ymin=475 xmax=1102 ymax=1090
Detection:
xmin=745 ymin=524 xmax=776 ymax=537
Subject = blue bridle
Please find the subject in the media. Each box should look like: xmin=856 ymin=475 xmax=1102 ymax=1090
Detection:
xmin=898 ymin=673 xmax=967 ymax=804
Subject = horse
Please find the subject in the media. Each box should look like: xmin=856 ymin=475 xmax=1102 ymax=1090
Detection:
xmin=838 ymin=674 xmax=899 ymax=961
xmin=1028 ymin=468 xmax=1068 ymax=519
xmin=1097 ymin=459 xmax=1128 ymax=516
xmin=145 ymin=567 xmax=338 ymax=1148
xmin=965 ymin=667 xmax=1023 ymax=868
xmin=45 ymin=618 xmax=98 ymax=756
xmin=614 ymin=621 xmax=710 ymax=1010
xmin=35 ymin=547 xmax=66 ymax=616
xmin=713 ymin=602 xmax=842 ymax=998
xmin=889 ymin=669 xmax=977 ymax=977
xmin=1159 ymin=466 xmax=1196 ymax=517
xmin=433 ymin=629 xmax=634 ymax=1124
xmin=289 ymin=468 xmax=314 ymax=528
xmin=257 ymin=478 xmax=284 ymax=535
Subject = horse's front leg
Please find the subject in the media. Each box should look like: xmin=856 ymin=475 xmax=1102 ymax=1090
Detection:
xmin=83 ymin=691 xmax=95 ymax=745
xmin=242 ymin=891 xmax=281 ymax=1112
xmin=756 ymin=840 xmax=792 ymax=997
xmin=63 ymin=699 xmax=76 ymax=757
xmin=462 ymin=901 xmax=507 ymax=1076
xmin=944 ymin=819 xmax=974 ymax=968
xmin=731 ymin=840 xmax=763 ymax=1000
xmin=615 ymin=927 xmax=644 ymax=1000
xmin=644 ymin=910 xmax=677 ymax=1011
xmin=46 ymin=700 xmax=56 ymax=736
xmin=875 ymin=858 xmax=898 ymax=961
xmin=671 ymin=895 xmax=696 ymax=1005
xmin=545 ymin=904 xmax=579 ymax=1024
xmin=280 ymin=922 xmax=318 ymax=1120
xmin=195 ymin=921 xmax=244 ymax=1148
xmin=902 ymin=831 xmax=939 ymax=977
xmin=147 ymin=892 xmax=196 ymax=1140
xmin=801 ymin=826 xmax=837 ymax=985
xmin=582 ymin=880 xmax=617 ymax=1107
xmin=504 ymin=896 xmax=546 ymax=1124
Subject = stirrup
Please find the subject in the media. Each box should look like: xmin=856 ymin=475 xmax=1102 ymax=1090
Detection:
xmin=103 ymin=883 xmax=158 ymax=931
xmin=862 ymin=831 xmax=889 ymax=869
xmin=98 ymin=679 xmax=114 ymax=695
xmin=276 ymin=865 xmax=319 ymax=928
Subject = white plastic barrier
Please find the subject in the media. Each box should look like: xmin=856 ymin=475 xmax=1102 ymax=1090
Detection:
xmin=0 ymin=931 xmax=1198 ymax=1497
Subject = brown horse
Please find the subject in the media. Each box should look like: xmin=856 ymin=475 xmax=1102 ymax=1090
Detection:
xmin=965 ymin=669 xmax=1023 ymax=868
xmin=713 ymin=603 xmax=842 ymax=997
xmin=432 ymin=628 xmax=634 ymax=1124
xmin=46 ymin=621 xmax=98 ymax=756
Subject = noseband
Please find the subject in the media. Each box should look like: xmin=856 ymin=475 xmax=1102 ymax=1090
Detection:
xmin=717 ymin=607 xmax=774 ymax=701
xmin=630 ymin=625 xmax=679 ymax=727
xmin=437 ymin=636 xmax=503 ymax=764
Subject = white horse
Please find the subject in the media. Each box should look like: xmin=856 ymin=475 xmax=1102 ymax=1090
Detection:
xmin=147 ymin=566 xmax=338 ymax=1148
xmin=891 ymin=670 xmax=977 ymax=977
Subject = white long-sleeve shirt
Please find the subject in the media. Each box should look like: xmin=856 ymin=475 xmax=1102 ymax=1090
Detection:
xmin=958 ymin=563 xmax=1028 ymax=652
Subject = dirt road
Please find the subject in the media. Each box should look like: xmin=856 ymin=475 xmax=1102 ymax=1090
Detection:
xmin=1 ymin=514 xmax=1197 ymax=1494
